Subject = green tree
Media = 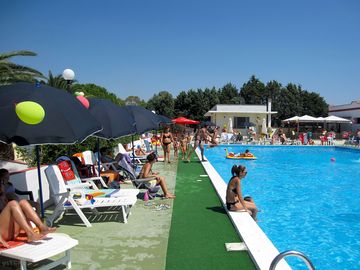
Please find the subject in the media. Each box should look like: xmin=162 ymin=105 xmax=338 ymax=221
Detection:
xmin=72 ymin=84 xmax=125 ymax=105
xmin=301 ymin=91 xmax=328 ymax=117
xmin=271 ymin=83 xmax=328 ymax=126
xmin=265 ymin=80 xmax=283 ymax=126
xmin=147 ymin=91 xmax=174 ymax=117
xmin=182 ymin=89 xmax=211 ymax=120
xmin=174 ymin=91 xmax=190 ymax=117
xmin=219 ymin=83 xmax=241 ymax=104
xmin=125 ymin=96 xmax=146 ymax=106
xmin=204 ymin=87 xmax=221 ymax=109
xmin=45 ymin=70 xmax=68 ymax=90
xmin=0 ymin=50 xmax=45 ymax=85
xmin=240 ymin=75 xmax=266 ymax=104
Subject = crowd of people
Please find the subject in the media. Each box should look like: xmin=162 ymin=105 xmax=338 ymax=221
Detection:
xmin=2 ymin=122 xmax=359 ymax=249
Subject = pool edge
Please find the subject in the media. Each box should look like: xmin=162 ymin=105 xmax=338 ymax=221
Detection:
xmin=195 ymin=148 xmax=291 ymax=270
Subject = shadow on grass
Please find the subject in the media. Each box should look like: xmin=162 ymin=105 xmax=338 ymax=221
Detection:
xmin=206 ymin=206 xmax=227 ymax=215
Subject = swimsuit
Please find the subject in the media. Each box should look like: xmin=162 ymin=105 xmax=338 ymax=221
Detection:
xmin=162 ymin=134 xmax=172 ymax=145
xmin=226 ymin=201 xmax=239 ymax=210
xmin=226 ymin=177 xmax=239 ymax=210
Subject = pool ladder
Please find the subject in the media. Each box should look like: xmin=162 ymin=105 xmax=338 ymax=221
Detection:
xmin=269 ymin=250 xmax=315 ymax=270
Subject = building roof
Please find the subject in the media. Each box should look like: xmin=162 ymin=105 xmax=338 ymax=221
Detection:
xmin=329 ymin=100 xmax=360 ymax=112
xmin=204 ymin=104 xmax=277 ymax=116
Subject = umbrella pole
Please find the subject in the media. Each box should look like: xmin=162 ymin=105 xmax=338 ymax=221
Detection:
xmin=97 ymin=138 xmax=101 ymax=177
xmin=131 ymin=135 xmax=135 ymax=166
xmin=36 ymin=145 xmax=45 ymax=218
xmin=155 ymin=129 xmax=158 ymax=155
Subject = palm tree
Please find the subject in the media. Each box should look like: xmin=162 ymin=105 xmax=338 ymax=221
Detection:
xmin=44 ymin=70 xmax=78 ymax=93
xmin=0 ymin=50 xmax=45 ymax=85
xmin=46 ymin=70 xmax=68 ymax=90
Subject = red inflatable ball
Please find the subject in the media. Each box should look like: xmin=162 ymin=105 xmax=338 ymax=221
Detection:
xmin=76 ymin=96 xmax=89 ymax=109
xmin=330 ymin=157 xmax=336 ymax=162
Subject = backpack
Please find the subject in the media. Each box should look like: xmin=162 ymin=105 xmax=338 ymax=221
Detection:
xmin=57 ymin=160 xmax=76 ymax=181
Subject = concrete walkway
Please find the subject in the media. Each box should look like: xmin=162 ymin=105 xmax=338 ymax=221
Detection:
xmin=41 ymin=159 xmax=177 ymax=270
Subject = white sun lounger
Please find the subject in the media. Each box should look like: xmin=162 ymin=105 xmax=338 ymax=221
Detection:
xmin=0 ymin=233 xmax=78 ymax=270
xmin=45 ymin=165 xmax=138 ymax=227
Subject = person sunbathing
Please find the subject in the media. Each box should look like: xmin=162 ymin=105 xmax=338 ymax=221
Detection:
xmin=135 ymin=145 xmax=146 ymax=156
xmin=227 ymin=149 xmax=254 ymax=157
xmin=0 ymin=182 xmax=56 ymax=248
xmin=137 ymin=153 xmax=176 ymax=199
xmin=241 ymin=149 xmax=254 ymax=157
xmin=99 ymin=147 xmax=123 ymax=187
xmin=0 ymin=169 xmax=41 ymax=215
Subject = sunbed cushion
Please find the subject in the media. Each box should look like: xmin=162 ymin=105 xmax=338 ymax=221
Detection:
xmin=57 ymin=160 xmax=76 ymax=181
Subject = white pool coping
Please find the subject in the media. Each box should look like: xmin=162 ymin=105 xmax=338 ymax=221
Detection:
xmin=195 ymin=148 xmax=291 ymax=270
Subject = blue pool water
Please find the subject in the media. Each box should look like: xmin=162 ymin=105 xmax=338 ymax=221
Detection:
xmin=204 ymin=146 xmax=360 ymax=270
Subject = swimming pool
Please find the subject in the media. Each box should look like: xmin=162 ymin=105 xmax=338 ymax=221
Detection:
xmin=204 ymin=146 xmax=360 ymax=270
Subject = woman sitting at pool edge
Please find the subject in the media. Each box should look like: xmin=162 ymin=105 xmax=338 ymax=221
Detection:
xmin=226 ymin=165 xmax=258 ymax=221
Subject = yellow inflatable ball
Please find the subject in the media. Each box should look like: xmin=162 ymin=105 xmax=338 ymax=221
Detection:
xmin=15 ymin=101 xmax=45 ymax=125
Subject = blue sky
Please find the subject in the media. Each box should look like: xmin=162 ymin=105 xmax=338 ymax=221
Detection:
xmin=1 ymin=0 xmax=359 ymax=105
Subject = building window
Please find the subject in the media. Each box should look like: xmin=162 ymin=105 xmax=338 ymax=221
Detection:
xmin=234 ymin=117 xmax=250 ymax=128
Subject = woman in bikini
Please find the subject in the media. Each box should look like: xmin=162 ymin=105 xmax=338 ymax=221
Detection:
xmin=226 ymin=165 xmax=258 ymax=221
xmin=161 ymin=126 xmax=173 ymax=164
xmin=0 ymin=177 xmax=56 ymax=248
xmin=137 ymin=153 xmax=176 ymax=199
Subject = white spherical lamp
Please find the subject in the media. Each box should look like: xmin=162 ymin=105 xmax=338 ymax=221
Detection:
xmin=62 ymin=69 xmax=75 ymax=80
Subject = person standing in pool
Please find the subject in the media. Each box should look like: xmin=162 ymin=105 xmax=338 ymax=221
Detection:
xmin=226 ymin=165 xmax=258 ymax=221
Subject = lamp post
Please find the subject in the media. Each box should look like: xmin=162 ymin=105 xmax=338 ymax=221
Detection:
xmin=62 ymin=69 xmax=75 ymax=93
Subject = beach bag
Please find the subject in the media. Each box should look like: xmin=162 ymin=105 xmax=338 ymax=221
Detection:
xmin=57 ymin=160 xmax=76 ymax=181
xmin=148 ymin=186 xmax=160 ymax=199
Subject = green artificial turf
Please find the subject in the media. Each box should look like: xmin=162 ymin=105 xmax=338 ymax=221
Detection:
xmin=165 ymin=154 xmax=256 ymax=270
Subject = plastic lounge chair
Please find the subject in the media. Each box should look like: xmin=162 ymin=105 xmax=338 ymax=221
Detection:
xmin=327 ymin=132 xmax=335 ymax=145
xmin=56 ymin=156 xmax=139 ymax=196
xmin=143 ymin=139 xmax=153 ymax=152
xmin=100 ymin=154 xmax=160 ymax=198
xmin=0 ymin=233 xmax=78 ymax=270
xmin=45 ymin=164 xmax=138 ymax=227
xmin=116 ymin=156 xmax=160 ymax=196
xmin=118 ymin=143 xmax=147 ymax=164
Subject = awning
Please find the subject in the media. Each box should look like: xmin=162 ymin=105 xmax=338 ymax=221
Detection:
xmin=323 ymin=115 xmax=352 ymax=123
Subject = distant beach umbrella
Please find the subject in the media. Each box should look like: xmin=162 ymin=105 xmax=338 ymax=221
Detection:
xmin=228 ymin=117 xmax=233 ymax=133
xmin=172 ymin=117 xmax=200 ymax=125
xmin=261 ymin=118 xmax=267 ymax=135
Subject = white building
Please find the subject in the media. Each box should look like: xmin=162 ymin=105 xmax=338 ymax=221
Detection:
xmin=204 ymin=101 xmax=277 ymax=134
xmin=328 ymin=100 xmax=360 ymax=132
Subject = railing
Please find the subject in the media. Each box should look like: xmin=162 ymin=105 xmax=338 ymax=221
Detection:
xmin=269 ymin=250 xmax=315 ymax=270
